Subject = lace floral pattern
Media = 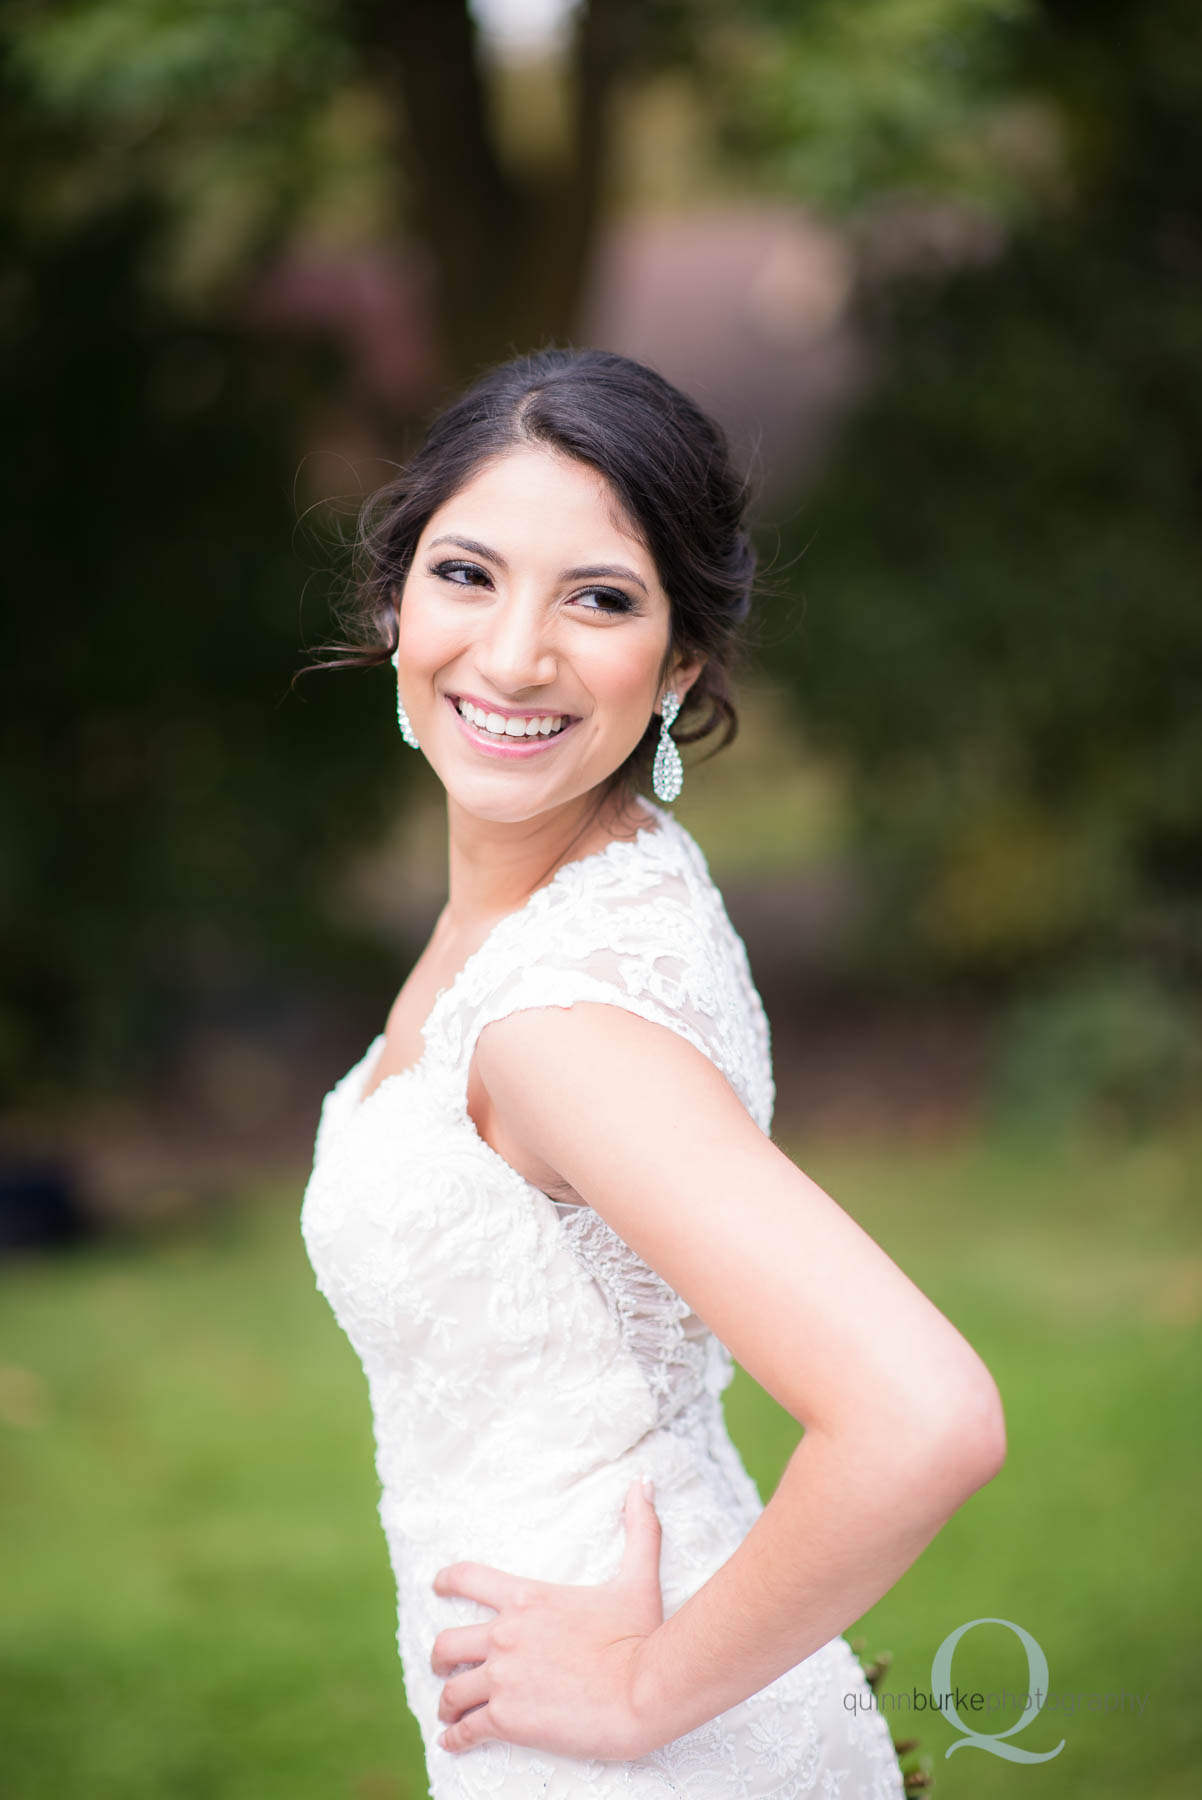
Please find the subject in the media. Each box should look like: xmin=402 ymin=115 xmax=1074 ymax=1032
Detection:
xmin=300 ymin=802 xmax=905 ymax=1798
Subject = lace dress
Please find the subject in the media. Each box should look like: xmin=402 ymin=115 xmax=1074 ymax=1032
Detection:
xmin=300 ymin=801 xmax=906 ymax=1799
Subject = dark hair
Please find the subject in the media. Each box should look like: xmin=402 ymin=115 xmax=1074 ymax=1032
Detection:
xmin=300 ymin=346 xmax=757 ymax=811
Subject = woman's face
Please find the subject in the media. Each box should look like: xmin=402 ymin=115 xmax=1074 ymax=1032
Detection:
xmin=394 ymin=446 xmax=701 ymax=823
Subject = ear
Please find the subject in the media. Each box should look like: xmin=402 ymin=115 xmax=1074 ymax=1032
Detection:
xmin=661 ymin=653 xmax=705 ymax=710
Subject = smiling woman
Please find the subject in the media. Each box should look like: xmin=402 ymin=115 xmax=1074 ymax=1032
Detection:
xmin=305 ymin=346 xmax=753 ymax=822
xmin=295 ymin=348 xmax=1003 ymax=1797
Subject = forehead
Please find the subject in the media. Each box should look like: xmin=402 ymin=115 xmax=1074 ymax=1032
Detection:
xmin=426 ymin=446 xmax=652 ymax=560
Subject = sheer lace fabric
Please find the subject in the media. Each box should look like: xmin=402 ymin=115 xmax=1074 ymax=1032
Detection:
xmin=301 ymin=802 xmax=905 ymax=1798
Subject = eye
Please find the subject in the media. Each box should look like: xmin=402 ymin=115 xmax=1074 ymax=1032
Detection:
xmin=430 ymin=559 xmax=490 ymax=587
xmin=573 ymin=588 xmax=636 ymax=617
xmin=428 ymin=560 xmax=635 ymax=617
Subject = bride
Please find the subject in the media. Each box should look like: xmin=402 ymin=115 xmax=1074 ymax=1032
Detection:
xmin=300 ymin=346 xmax=1005 ymax=1796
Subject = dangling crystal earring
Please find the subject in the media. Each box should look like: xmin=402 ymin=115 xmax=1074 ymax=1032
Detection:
xmin=390 ymin=648 xmax=420 ymax=749
xmin=651 ymin=690 xmax=683 ymax=802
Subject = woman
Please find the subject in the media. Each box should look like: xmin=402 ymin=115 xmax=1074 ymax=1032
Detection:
xmin=300 ymin=347 xmax=1006 ymax=1797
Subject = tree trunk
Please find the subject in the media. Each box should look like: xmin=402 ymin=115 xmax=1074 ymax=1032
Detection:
xmin=342 ymin=0 xmax=638 ymax=388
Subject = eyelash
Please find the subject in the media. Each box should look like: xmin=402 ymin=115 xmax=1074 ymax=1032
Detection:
xmin=428 ymin=559 xmax=637 ymax=617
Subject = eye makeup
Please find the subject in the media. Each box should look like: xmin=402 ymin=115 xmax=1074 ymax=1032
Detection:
xmin=427 ymin=559 xmax=639 ymax=617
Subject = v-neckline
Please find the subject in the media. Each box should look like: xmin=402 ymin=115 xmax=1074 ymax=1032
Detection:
xmin=350 ymin=802 xmax=671 ymax=1116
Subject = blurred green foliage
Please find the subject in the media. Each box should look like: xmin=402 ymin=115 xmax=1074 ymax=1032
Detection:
xmin=0 ymin=163 xmax=410 ymax=1100
xmin=5 ymin=1 xmax=373 ymax=301
xmin=989 ymin=970 xmax=1202 ymax=1138
xmin=712 ymin=0 xmax=1046 ymax=221
xmin=12 ymin=0 xmax=339 ymax=106
xmin=0 ymin=11 xmax=416 ymax=1103
xmin=766 ymin=0 xmax=1202 ymax=994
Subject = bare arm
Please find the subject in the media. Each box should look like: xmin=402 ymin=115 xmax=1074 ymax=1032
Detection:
xmin=475 ymin=1002 xmax=1006 ymax=1747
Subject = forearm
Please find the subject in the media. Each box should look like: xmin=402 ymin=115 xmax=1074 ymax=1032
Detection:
xmin=632 ymin=1413 xmax=997 ymax=1747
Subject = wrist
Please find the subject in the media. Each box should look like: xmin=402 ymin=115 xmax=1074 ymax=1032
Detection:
xmin=628 ymin=1623 xmax=689 ymax=1754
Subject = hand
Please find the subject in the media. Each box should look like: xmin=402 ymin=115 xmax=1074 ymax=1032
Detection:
xmin=430 ymin=1477 xmax=665 ymax=1761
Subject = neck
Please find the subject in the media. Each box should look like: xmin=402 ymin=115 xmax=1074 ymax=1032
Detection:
xmin=441 ymin=785 xmax=653 ymax=933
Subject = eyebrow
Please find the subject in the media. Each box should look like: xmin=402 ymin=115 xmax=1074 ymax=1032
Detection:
xmin=427 ymin=534 xmax=649 ymax=597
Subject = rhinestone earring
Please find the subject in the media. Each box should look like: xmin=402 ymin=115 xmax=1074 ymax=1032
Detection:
xmin=390 ymin=648 xmax=420 ymax=749
xmin=651 ymin=690 xmax=683 ymax=802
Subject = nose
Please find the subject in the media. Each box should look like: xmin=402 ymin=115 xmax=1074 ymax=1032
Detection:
xmin=472 ymin=587 xmax=558 ymax=698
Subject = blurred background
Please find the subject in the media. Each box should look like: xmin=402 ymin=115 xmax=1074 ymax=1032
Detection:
xmin=1 ymin=0 xmax=1198 ymax=1794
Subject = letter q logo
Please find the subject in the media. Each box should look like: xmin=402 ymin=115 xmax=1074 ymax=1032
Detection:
xmin=932 ymin=1617 xmax=1065 ymax=1763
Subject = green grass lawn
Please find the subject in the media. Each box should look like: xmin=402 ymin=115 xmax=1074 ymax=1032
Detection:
xmin=1 ymin=1120 xmax=1199 ymax=1798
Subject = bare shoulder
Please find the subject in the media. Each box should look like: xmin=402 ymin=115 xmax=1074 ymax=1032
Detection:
xmin=474 ymin=998 xmax=774 ymax=1254
xmin=476 ymin=1000 xmax=749 ymax=1151
xmin=474 ymin=999 xmax=758 ymax=1203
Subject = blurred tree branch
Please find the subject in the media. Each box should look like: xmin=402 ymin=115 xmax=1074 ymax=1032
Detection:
xmin=338 ymin=0 xmax=644 ymax=378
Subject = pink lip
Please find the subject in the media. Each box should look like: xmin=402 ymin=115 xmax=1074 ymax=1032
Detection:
xmin=445 ymin=693 xmax=579 ymax=760
xmin=447 ymin=689 xmax=577 ymax=721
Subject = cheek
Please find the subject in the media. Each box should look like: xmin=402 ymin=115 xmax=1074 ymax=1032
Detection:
xmin=583 ymin=635 xmax=665 ymax=717
xmin=396 ymin=594 xmax=459 ymax=669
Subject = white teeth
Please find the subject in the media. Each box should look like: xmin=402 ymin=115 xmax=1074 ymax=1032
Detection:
xmin=455 ymin=697 xmax=569 ymax=739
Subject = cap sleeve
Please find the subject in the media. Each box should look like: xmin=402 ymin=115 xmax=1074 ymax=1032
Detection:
xmin=434 ymin=837 xmax=774 ymax=1135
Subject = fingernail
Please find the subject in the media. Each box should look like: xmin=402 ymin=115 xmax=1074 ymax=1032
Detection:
xmin=642 ymin=1477 xmax=655 ymax=1502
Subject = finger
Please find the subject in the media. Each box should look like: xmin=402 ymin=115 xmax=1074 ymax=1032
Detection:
xmin=619 ymin=1477 xmax=664 ymax=1589
xmin=432 ymin=1560 xmax=525 ymax=1611
xmin=438 ymin=1664 xmax=491 ymax=1724
xmin=430 ymin=1623 xmax=492 ymax=1676
xmin=440 ymin=1700 xmax=499 ymax=1753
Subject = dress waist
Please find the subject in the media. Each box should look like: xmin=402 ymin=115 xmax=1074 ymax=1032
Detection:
xmin=375 ymin=1392 xmax=764 ymax=1605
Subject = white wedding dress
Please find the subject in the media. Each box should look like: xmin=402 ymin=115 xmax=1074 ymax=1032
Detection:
xmin=301 ymin=800 xmax=906 ymax=1798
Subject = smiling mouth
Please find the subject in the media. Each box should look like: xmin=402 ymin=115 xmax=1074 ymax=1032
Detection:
xmin=450 ymin=695 xmax=576 ymax=739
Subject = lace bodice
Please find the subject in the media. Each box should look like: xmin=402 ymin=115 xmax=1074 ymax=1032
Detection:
xmin=300 ymin=802 xmax=904 ymax=1798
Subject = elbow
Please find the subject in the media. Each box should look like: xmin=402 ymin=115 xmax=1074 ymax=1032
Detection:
xmin=959 ymin=1373 xmax=1007 ymax=1487
xmin=930 ymin=1372 xmax=1008 ymax=1499
xmin=900 ymin=1370 xmax=1007 ymax=1507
